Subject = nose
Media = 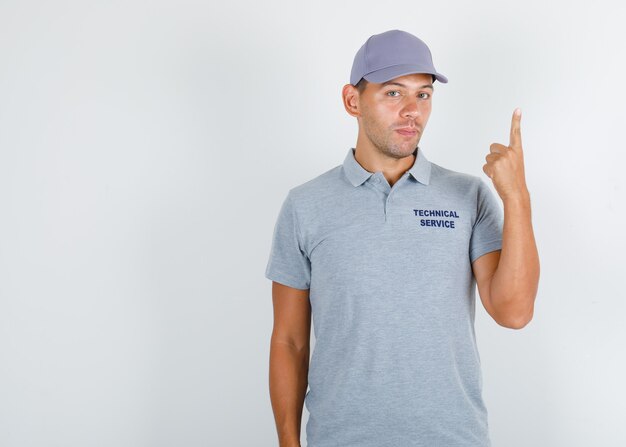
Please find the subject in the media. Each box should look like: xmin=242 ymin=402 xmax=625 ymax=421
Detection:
xmin=401 ymin=97 xmax=422 ymax=120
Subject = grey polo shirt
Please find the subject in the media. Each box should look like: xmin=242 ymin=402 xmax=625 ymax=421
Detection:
xmin=265 ymin=146 xmax=503 ymax=447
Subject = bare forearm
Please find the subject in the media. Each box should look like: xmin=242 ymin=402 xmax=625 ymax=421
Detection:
xmin=490 ymin=190 xmax=540 ymax=327
xmin=269 ymin=341 xmax=309 ymax=446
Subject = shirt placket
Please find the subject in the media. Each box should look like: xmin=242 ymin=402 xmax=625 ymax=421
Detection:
xmin=367 ymin=172 xmax=410 ymax=222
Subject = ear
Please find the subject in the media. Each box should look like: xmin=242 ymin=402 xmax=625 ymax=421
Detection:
xmin=342 ymin=84 xmax=361 ymax=118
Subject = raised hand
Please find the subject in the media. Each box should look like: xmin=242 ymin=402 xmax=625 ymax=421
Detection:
xmin=483 ymin=108 xmax=529 ymax=200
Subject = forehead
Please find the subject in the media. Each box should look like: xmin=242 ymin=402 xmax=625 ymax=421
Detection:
xmin=378 ymin=73 xmax=434 ymax=89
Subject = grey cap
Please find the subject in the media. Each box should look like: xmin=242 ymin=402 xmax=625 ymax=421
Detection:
xmin=350 ymin=29 xmax=448 ymax=86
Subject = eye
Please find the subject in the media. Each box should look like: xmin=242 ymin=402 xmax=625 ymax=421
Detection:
xmin=386 ymin=90 xmax=400 ymax=97
xmin=419 ymin=92 xmax=431 ymax=99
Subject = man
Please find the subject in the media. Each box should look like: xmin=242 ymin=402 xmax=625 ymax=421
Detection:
xmin=265 ymin=29 xmax=540 ymax=447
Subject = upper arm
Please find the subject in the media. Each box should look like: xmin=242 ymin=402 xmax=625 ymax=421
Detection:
xmin=271 ymin=281 xmax=311 ymax=351
xmin=471 ymin=249 xmax=501 ymax=323
xmin=265 ymin=192 xmax=312 ymax=290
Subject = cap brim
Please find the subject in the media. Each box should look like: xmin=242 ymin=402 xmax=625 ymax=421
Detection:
xmin=363 ymin=64 xmax=448 ymax=84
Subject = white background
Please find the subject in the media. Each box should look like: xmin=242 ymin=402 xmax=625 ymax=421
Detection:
xmin=1 ymin=1 xmax=625 ymax=446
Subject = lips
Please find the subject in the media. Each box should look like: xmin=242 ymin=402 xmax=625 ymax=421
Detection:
xmin=396 ymin=128 xmax=417 ymax=136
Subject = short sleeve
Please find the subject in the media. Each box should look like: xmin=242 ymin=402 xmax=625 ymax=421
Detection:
xmin=469 ymin=179 xmax=503 ymax=263
xmin=264 ymin=191 xmax=311 ymax=290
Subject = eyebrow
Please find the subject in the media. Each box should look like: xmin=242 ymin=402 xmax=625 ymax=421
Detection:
xmin=381 ymin=81 xmax=434 ymax=90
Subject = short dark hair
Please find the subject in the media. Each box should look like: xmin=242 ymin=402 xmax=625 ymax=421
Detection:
xmin=355 ymin=78 xmax=368 ymax=94
xmin=354 ymin=74 xmax=436 ymax=94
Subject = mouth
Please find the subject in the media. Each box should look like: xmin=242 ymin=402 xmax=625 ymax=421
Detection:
xmin=395 ymin=128 xmax=418 ymax=136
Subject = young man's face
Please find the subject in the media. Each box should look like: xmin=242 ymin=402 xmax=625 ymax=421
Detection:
xmin=355 ymin=72 xmax=434 ymax=159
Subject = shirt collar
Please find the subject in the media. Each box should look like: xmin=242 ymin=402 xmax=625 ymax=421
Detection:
xmin=342 ymin=146 xmax=432 ymax=187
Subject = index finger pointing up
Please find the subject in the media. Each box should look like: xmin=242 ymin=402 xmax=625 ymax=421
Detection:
xmin=509 ymin=107 xmax=522 ymax=150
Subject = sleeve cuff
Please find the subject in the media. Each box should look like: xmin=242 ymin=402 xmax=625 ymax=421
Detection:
xmin=264 ymin=269 xmax=310 ymax=290
xmin=470 ymin=239 xmax=503 ymax=264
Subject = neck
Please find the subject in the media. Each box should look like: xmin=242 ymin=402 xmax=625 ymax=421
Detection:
xmin=353 ymin=144 xmax=417 ymax=187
